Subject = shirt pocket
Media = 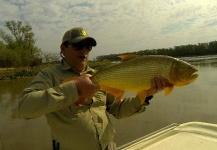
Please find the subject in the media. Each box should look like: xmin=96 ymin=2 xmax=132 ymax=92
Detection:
xmin=92 ymin=90 xmax=107 ymax=106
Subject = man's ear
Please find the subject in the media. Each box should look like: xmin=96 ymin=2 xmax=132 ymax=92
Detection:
xmin=60 ymin=44 xmax=65 ymax=55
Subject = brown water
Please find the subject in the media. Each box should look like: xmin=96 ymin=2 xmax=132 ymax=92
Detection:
xmin=0 ymin=55 xmax=217 ymax=149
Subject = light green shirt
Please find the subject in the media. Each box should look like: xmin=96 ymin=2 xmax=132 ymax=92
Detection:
xmin=18 ymin=60 xmax=148 ymax=150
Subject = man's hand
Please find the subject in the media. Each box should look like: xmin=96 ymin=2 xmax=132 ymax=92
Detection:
xmin=74 ymin=74 xmax=99 ymax=99
xmin=147 ymin=77 xmax=173 ymax=97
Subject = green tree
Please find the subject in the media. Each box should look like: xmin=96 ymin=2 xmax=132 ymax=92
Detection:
xmin=0 ymin=20 xmax=42 ymax=67
xmin=0 ymin=48 xmax=20 ymax=67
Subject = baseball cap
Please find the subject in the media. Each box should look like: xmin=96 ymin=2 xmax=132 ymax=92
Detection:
xmin=62 ymin=27 xmax=97 ymax=46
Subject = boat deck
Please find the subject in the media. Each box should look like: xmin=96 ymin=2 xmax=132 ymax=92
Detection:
xmin=118 ymin=122 xmax=217 ymax=150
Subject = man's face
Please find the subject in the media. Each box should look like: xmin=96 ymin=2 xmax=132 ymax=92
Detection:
xmin=61 ymin=40 xmax=92 ymax=73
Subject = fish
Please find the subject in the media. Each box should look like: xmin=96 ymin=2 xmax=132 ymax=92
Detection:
xmin=63 ymin=55 xmax=198 ymax=105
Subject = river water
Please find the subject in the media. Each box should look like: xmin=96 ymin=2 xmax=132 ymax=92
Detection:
xmin=0 ymin=55 xmax=217 ymax=150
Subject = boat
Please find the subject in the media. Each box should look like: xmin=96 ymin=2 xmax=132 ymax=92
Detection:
xmin=117 ymin=121 xmax=217 ymax=150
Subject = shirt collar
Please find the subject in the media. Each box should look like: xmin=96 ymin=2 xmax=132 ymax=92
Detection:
xmin=61 ymin=59 xmax=95 ymax=75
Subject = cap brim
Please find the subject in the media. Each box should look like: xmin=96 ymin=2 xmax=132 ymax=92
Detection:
xmin=69 ymin=37 xmax=97 ymax=46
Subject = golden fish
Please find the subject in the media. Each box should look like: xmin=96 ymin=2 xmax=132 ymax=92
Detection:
xmin=64 ymin=55 xmax=198 ymax=105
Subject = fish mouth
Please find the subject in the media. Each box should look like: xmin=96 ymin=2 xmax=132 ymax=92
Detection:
xmin=190 ymin=72 xmax=199 ymax=80
xmin=177 ymin=71 xmax=199 ymax=87
xmin=184 ymin=71 xmax=198 ymax=85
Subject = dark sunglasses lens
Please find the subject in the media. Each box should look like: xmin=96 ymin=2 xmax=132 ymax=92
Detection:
xmin=73 ymin=43 xmax=92 ymax=51
xmin=73 ymin=43 xmax=82 ymax=50
xmin=86 ymin=46 xmax=92 ymax=51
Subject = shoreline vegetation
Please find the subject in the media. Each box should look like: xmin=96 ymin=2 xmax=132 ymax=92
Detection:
xmin=0 ymin=61 xmax=112 ymax=80
xmin=0 ymin=65 xmax=47 ymax=80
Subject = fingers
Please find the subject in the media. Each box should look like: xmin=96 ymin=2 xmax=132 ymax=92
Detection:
xmin=147 ymin=76 xmax=173 ymax=96
xmin=83 ymin=73 xmax=92 ymax=78
xmin=154 ymin=77 xmax=164 ymax=91
xmin=75 ymin=74 xmax=100 ymax=99
xmin=80 ymin=74 xmax=92 ymax=83
xmin=159 ymin=76 xmax=173 ymax=87
xmin=155 ymin=76 xmax=172 ymax=87
xmin=150 ymin=77 xmax=163 ymax=92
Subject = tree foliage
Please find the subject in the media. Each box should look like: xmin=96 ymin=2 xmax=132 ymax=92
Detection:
xmin=96 ymin=41 xmax=217 ymax=61
xmin=0 ymin=20 xmax=42 ymax=67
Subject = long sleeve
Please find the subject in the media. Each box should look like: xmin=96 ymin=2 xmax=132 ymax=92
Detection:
xmin=17 ymin=67 xmax=80 ymax=119
xmin=106 ymin=93 xmax=151 ymax=119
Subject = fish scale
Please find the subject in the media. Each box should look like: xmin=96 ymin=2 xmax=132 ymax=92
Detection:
xmin=92 ymin=55 xmax=176 ymax=91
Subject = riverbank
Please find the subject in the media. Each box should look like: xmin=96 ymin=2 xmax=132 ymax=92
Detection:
xmin=0 ymin=66 xmax=48 ymax=80
xmin=0 ymin=60 xmax=112 ymax=80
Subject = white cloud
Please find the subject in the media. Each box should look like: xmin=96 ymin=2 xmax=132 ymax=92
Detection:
xmin=1 ymin=0 xmax=217 ymax=59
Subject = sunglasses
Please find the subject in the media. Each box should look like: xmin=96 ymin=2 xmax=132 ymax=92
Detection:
xmin=71 ymin=42 xmax=92 ymax=51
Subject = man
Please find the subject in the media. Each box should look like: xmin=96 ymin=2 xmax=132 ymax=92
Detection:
xmin=18 ymin=27 xmax=172 ymax=150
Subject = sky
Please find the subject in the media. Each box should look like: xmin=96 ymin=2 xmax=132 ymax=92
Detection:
xmin=1 ymin=0 xmax=217 ymax=60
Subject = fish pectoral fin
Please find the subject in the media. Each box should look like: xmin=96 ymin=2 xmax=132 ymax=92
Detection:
xmin=100 ymin=85 xmax=124 ymax=101
xmin=164 ymin=85 xmax=174 ymax=96
xmin=137 ymin=90 xmax=148 ymax=104
xmin=62 ymin=77 xmax=78 ymax=83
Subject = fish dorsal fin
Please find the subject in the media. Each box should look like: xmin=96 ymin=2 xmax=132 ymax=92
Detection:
xmin=118 ymin=54 xmax=139 ymax=62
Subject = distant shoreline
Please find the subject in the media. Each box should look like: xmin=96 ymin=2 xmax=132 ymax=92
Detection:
xmin=1 ymin=54 xmax=217 ymax=80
